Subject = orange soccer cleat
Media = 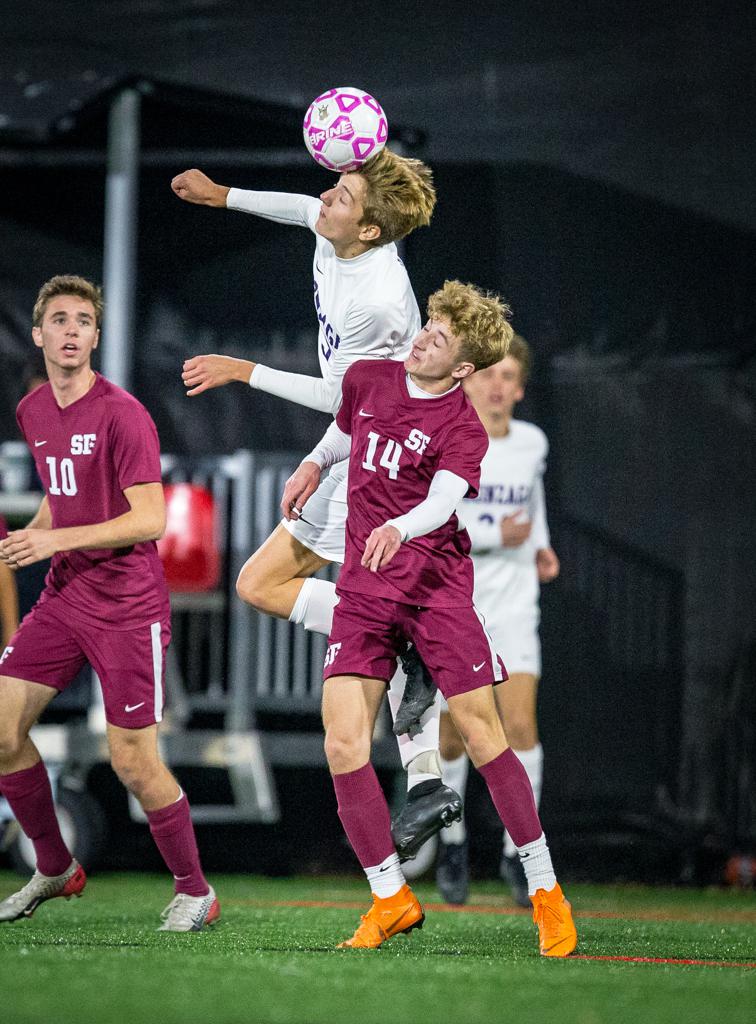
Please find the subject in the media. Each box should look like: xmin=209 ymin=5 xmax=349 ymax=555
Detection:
xmin=531 ymin=882 xmax=578 ymax=957
xmin=338 ymin=884 xmax=425 ymax=949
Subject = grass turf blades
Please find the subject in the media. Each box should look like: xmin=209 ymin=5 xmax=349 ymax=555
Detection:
xmin=0 ymin=872 xmax=754 ymax=1024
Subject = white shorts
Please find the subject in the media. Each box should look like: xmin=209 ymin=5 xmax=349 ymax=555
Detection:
xmin=484 ymin=606 xmax=542 ymax=678
xmin=281 ymin=461 xmax=347 ymax=564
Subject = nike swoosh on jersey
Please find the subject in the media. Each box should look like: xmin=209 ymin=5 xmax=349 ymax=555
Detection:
xmin=124 ymin=702 xmax=146 ymax=713
xmin=358 ymin=409 xmax=374 ymax=417
xmin=34 ymin=440 xmax=47 ymax=447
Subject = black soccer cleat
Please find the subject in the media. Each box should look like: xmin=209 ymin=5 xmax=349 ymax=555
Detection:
xmin=391 ymin=780 xmax=463 ymax=862
xmin=436 ymin=839 xmax=469 ymax=905
xmin=500 ymin=851 xmax=530 ymax=908
xmin=393 ymin=645 xmax=438 ymax=738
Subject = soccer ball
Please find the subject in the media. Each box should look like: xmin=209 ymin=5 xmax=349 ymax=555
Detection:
xmin=303 ymin=87 xmax=388 ymax=173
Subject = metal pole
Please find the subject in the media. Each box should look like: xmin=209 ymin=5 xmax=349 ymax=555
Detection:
xmin=102 ymin=87 xmax=141 ymax=390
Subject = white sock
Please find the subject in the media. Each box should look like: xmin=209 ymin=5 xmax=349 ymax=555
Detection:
xmin=503 ymin=743 xmax=543 ymax=857
xmin=517 ymin=832 xmax=557 ymax=896
xmin=439 ymin=753 xmax=468 ymax=844
xmin=288 ymin=577 xmax=338 ymax=635
xmin=365 ymin=852 xmax=406 ymax=898
xmin=406 ymin=750 xmax=442 ymax=791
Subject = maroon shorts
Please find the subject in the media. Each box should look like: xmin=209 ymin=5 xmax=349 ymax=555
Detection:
xmin=323 ymin=591 xmax=507 ymax=699
xmin=0 ymin=594 xmax=170 ymax=729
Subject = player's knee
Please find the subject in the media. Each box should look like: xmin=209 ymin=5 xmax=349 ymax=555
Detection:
xmin=323 ymin=727 xmax=369 ymax=774
xmin=109 ymin=744 xmax=153 ymax=795
xmin=235 ymin=563 xmax=271 ymax=613
xmin=457 ymin=716 xmax=505 ymax=766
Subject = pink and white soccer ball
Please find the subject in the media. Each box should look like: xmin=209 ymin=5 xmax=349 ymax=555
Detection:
xmin=303 ymin=87 xmax=388 ymax=172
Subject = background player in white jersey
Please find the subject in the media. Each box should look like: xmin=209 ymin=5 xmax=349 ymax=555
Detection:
xmin=434 ymin=335 xmax=561 ymax=906
xmin=170 ymin=150 xmax=459 ymax=846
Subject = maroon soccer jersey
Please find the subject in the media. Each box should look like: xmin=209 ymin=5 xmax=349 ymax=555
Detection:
xmin=335 ymin=360 xmax=488 ymax=606
xmin=16 ymin=374 xmax=169 ymax=629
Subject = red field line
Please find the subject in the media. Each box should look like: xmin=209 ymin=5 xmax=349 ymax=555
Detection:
xmin=572 ymin=954 xmax=756 ymax=969
xmin=229 ymin=897 xmax=756 ymax=925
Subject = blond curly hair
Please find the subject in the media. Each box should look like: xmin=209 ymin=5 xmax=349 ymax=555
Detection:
xmin=427 ymin=280 xmax=513 ymax=371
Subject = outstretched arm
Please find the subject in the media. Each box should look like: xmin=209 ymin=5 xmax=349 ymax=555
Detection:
xmin=183 ymin=305 xmax=395 ymax=412
xmin=0 ymin=483 xmax=165 ymax=568
xmin=171 ymin=169 xmax=320 ymax=229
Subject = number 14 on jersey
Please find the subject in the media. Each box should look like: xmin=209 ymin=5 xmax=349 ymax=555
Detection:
xmin=361 ymin=428 xmax=431 ymax=481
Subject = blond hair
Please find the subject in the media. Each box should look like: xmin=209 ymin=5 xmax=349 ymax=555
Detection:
xmin=357 ymin=147 xmax=436 ymax=246
xmin=508 ymin=333 xmax=532 ymax=383
xmin=427 ymin=280 xmax=513 ymax=371
xmin=33 ymin=275 xmax=104 ymax=329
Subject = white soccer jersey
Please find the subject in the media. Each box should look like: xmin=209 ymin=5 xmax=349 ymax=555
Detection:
xmin=226 ymin=188 xmax=420 ymax=502
xmin=458 ymin=419 xmax=551 ymax=617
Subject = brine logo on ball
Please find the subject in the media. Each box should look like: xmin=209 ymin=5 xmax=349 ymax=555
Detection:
xmin=303 ymin=86 xmax=388 ymax=172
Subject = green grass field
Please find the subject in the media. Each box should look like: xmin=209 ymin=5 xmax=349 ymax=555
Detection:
xmin=1 ymin=871 xmax=754 ymax=1024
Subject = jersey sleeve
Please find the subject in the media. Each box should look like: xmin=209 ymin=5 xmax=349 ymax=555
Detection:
xmin=109 ymin=404 xmax=163 ymax=492
xmin=225 ymin=189 xmax=321 ymax=232
xmin=250 ymin=364 xmax=342 ymax=414
xmin=437 ymin=417 xmax=488 ymax=499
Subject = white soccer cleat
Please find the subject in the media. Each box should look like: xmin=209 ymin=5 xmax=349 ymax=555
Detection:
xmin=0 ymin=859 xmax=86 ymax=922
xmin=158 ymin=887 xmax=220 ymax=932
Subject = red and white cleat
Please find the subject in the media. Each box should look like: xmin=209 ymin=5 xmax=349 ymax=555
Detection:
xmin=0 ymin=859 xmax=87 ymax=922
xmin=158 ymin=887 xmax=221 ymax=932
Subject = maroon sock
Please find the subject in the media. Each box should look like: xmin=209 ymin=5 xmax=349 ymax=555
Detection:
xmin=0 ymin=761 xmax=73 ymax=876
xmin=332 ymin=763 xmax=396 ymax=869
xmin=478 ymin=747 xmax=543 ymax=848
xmin=146 ymin=793 xmax=209 ymax=897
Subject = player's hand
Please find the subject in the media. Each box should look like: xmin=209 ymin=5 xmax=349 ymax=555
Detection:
xmin=0 ymin=529 xmax=58 ymax=567
xmin=170 ymin=169 xmax=230 ymax=208
xmin=500 ymin=513 xmax=532 ymax=547
xmin=536 ymin=546 xmax=560 ymax=583
xmin=361 ymin=525 xmax=402 ymax=572
xmin=182 ymin=355 xmax=255 ymax=396
xmin=280 ymin=462 xmax=322 ymax=521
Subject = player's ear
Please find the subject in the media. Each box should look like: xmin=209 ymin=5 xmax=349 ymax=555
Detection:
xmin=92 ymin=329 xmax=100 ymax=350
xmin=32 ymin=326 xmax=43 ymax=349
xmin=452 ymin=361 xmax=476 ymax=382
xmin=358 ymin=222 xmax=381 ymax=244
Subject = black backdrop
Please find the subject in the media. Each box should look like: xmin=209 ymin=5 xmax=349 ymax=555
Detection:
xmin=1 ymin=151 xmax=754 ymax=875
